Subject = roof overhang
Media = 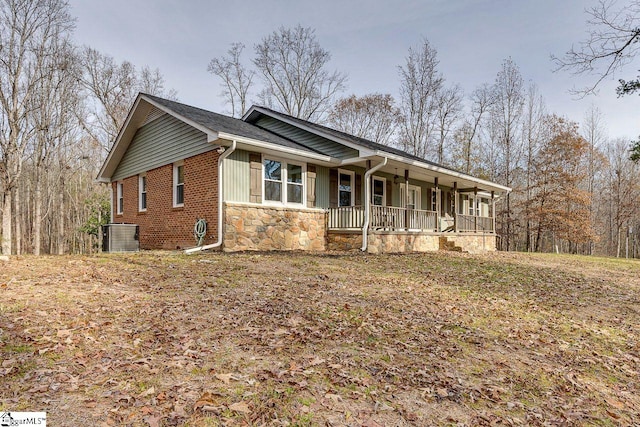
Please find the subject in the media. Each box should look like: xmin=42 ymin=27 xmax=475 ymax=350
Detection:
xmin=96 ymin=94 xmax=220 ymax=183
xmin=369 ymin=151 xmax=511 ymax=194
xmin=216 ymin=132 xmax=337 ymax=166
xmin=243 ymin=106 xmax=375 ymax=158
xmin=243 ymin=106 xmax=509 ymax=194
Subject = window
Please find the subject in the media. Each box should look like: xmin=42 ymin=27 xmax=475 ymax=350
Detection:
xmin=287 ymin=163 xmax=303 ymax=204
xmin=139 ymin=174 xmax=147 ymax=212
xmin=372 ymin=177 xmax=386 ymax=206
xmin=263 ymin=157 xmax=305 ymax=205
xmin=264 ymin=159 xmax=282 ymax=202
xmin=116 ymin=182 xmax=123 ymax=214
xmin=460 ymin=194 xmax=477 ymax=215
xmin=338 ymin=169 xmax=355 ymax=207
xmin=173 ymin=162 xmax=184 ymax=207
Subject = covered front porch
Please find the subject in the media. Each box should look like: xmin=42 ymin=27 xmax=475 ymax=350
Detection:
xmin=323 ymin=155 xmax=506 ymax=253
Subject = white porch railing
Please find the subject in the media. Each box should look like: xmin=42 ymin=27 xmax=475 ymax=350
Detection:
xmin=370 ymin=205 xmax=438 ymax=231
xmin=455 ymin=214 xmax=494 ymax=232
xmin=328 ymin=205 xmax=364 ymax=229
xmin=328 ymin=206 xmax=494 ymax=233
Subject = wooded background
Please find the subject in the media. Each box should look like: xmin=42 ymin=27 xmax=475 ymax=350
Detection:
xmin=1 ymin=0 xmax=638 ymax=257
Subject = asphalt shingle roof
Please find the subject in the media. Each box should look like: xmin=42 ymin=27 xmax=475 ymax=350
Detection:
xmin=143 ymin=94 xmax=324 ymax=155
xmin=250 ymin=106 xmax=464 ymax=173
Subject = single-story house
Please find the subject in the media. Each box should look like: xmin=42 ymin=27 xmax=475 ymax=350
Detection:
xmin=97 ymin=93 xmax=510 ymax=254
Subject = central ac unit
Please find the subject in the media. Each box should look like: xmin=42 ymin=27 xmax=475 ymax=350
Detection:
xmin=102 ymin=224 xmax=139 ymax=252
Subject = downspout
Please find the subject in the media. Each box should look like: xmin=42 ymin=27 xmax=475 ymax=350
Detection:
xmin=185 ymin=140 xmax=237 ymax=254
xmin=361 ymin=157 xmax=388 ymax=252
xmin=109 ymin=184 xmax=114 ymax=223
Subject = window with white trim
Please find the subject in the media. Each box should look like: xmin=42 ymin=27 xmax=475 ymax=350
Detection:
xmin=139 ymin=174 xmax=147 ymax=212
xmin=173 ymin=162 xmax=184 ymax=207
xmin=338 ymin=169 xmax=355 ymax=207
xmin=287 ymin=163 xmax=303 ymax=204
xmin=263 ymin=157 xmax=305 ymax=205
xmin=372 ymin=176 xmax=386 ymax=206
xmin=116 ymin=182 xmax=123 ymax=214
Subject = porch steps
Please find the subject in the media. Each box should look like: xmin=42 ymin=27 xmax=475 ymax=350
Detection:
xmin=439 ymin=236 xmax=463 ymax=252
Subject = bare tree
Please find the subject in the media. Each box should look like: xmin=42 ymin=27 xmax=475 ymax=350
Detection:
xmin=398 ymin=39 xmax=444 ymax=159
xmin=77 ymin=47 xmax=177 ymax=154
xmin=582 ymin=105 xmax=608 ymax=254
xmin=327 ymin=94 xmax=401 ymax=145
xmin=453 ymin=84 xmax=494 ymax=174
xmin=434 ymin=85 xmax=463 ymax=165
xmin=208 ymin=42 xmax=254 ymax=118
xmin=139 ymin=66 xmax=178 ymax=100
xmin=521 ymin=83 xmax=547 ymax=251
xmin=553 ymin=0 xmax=640 ymax=95
xmin=0 ymin=0 xmax=74 ymax=255
xmin=28 ymin=40 xmax=80 ymax=255
xmin=491 ymin=58 xmax=525 ymax=250
xmin=603 ymin=138 xmax=640 ymax=256
xmin=253 ymin=25 xmax=347 ymax=121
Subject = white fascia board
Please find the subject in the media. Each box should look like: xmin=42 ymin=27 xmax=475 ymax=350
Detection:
xmin=243 ymin=106 xmax=370 ymax=155
xmin=96 ymin=95 xmax=221 ymax=183
xmin=374 ymin=150 xmax=512 ymax=193
xmin=96 ymin=96 xmax=144 ymax=182
xmin=141 ymin=95 xmax=219 ymax=143
xmin=217 ymin=131 xmax=337 ymax=163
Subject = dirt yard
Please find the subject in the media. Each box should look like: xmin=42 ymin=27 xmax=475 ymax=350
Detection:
xmin=1 ymin=251 xmax=639 ymax=426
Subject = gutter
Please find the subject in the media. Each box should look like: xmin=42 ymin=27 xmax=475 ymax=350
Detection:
xmin=361 ymin=157 xmax=388 ymax=252
xmin=373 ymin=150 xmax=512 ymax=193
xmin=185 ymin=140 xmax=237 ymax=254
xmin=216 ymin=132 xmax=336 ymax=164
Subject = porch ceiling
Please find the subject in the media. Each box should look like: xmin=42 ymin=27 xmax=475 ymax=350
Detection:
xmin=367 ymin=157 xmax=509 ymax=194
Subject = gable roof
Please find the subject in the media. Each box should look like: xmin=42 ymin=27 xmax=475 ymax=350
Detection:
xmin=245 ymin=106 xmax=467 ymax=175
xmin=98 ymin=93 xmax=510 ymax=194
xmin=142 ymin=94 xmax=324 ymax=154
xmin=243 ymin=106 xmax=511 ymax=193
xmin=97 ymin=94 xmax=327 ymax=182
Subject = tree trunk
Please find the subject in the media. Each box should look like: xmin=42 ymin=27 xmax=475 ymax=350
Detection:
xmin=15 ymin=185 xmax=22 ymax=255
xmin=33 ymin=167 xmax=42 ymax=255
xmin=2 ymin=189 xmax=12 ymax=255
xmin=57 ymin=178 xmax=65 ymax=255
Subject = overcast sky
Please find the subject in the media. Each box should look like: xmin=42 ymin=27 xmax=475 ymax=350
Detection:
xmin=68 ymin=0 xmax=639 ymax=141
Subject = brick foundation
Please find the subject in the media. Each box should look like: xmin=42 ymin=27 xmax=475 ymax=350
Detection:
xmin=223 ymin=203 xmax=326 ymax=252
xmin=112 ymin=150 xmax=219 ymax=250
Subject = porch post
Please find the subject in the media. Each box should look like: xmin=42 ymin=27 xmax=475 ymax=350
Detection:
xmin=453 ymin=181 xmax=457 ymax=232
xmin=434 ymin=177 xmax=439 ymax=232
xmin=474 ymin=187 xmax=478 ymax=232
xmin=404 ymin=170 xmax=409 ymax=231
xmin=491 ymin=191 xmax=495 ymax=233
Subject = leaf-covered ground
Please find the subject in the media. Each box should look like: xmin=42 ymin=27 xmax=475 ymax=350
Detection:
xmin=1 ymin=251 xmax=639 ymax=426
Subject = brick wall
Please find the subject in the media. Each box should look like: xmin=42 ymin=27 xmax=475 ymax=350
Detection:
xmin=112 ymin=150 xmax=219 ymax=250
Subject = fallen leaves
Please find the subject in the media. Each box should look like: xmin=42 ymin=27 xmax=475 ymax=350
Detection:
xmin=228 ymin=401 xmax=251 ymax=414
xmin=0 ymin=251 xmax=639 ymax=426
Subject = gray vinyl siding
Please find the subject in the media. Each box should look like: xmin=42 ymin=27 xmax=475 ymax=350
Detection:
xmin=315 ymin=166 xmax=330 ymax=208
xmin=223 ymin=149 xmax=250 ymax=202
xmin=112 ymin=114 xmax=210 ymax=181
xmin=254 ymin=116 xmax=358 ymax=159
